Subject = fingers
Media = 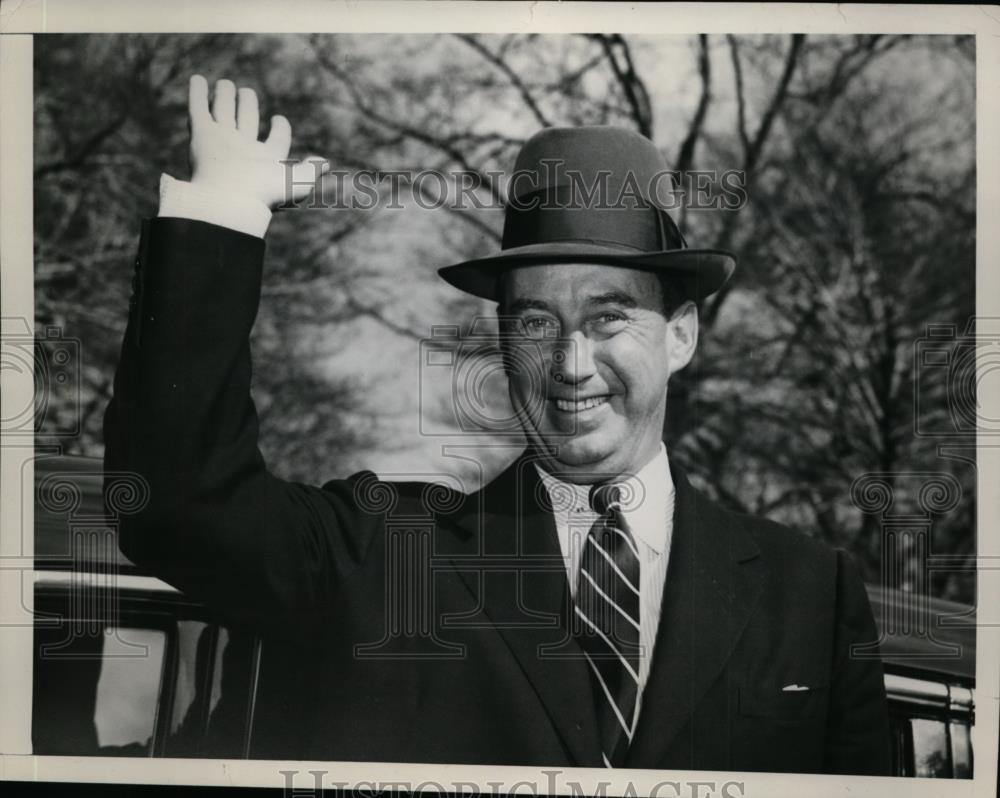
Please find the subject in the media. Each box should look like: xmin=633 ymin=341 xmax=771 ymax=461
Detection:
xmin=212 ymin=79 xmax=236 ymax=128
xmin=188 ymin=74 xmax=211 ymax=128
xmin=237 ymin=87 xmax=259 ymax=140
xmin=195 ymin=76 xmax=261 ymax=138
xmin=265 ymin=114 xmax=292 ymax=157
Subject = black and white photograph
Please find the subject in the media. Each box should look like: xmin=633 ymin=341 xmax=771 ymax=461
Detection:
xmin=1 ymin=3 xmax=998 ymax=796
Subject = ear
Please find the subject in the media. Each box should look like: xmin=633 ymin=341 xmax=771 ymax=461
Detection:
xmin=665 ymin=301 xmax=698 ymax=373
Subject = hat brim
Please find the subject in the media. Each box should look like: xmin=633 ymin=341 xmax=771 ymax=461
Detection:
xmin=438 ymin=241 xmax=736 ymax=302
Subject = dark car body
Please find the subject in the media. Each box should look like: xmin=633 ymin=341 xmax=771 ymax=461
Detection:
xmin=30 ymin=455 xmax=976 ymax=775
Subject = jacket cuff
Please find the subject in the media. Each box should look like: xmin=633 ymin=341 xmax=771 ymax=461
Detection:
xmin=157 ymin=173 xmax=272 ymax=238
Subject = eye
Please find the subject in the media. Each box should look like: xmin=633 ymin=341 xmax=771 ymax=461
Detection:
xmin=521 ymin=316 xmax=559 ymax=338
xmin=592 ymin=311 xmax=628 ymax=332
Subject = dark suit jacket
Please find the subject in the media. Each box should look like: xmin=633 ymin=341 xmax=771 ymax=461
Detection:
xmin=104 ymin=218 xmax=891 ymax=774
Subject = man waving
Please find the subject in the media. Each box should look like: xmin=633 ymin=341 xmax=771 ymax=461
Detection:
xmin=105 ymin=75 xmax=891 ymax=773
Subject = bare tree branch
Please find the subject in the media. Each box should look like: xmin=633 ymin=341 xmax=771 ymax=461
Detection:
xmin=703 ymin=33 xmax=806 ymax=326
xmin=675 ymin=35 xmax=713 ymax=174
xmin=35 ymin=113 xmax=130 ymax=178
xmin=746 ymin=34 xmax=805 ymax=173
xmin=588 ymin=34 xmax=653 ymax=137
xmin=307 ymin=37 xmax=506 ymax=208
xmin=344 ymin=295 xmax=427 ymax=341
xmin=455 ymin=34 xmax=552 ymax=128
xmin=727 ymin=35 xmax=750 ymax=157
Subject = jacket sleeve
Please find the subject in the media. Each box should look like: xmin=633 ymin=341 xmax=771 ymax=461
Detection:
xmin=823 ymin=549 xmax=892 ymax=775
xmin=104 ymin=218 xmax=379 ymax=632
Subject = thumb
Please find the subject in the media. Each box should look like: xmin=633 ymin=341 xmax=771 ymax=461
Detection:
xmin=287 ymin=156 xmax=331 ymax=201
xmin=265 ymin=114 xmax=292 ymax=158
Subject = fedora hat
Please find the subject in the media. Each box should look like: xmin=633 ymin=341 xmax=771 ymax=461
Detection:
xmin=438 ymin=125 xmax=735 ymax=302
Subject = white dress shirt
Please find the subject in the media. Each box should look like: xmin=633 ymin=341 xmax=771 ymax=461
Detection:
xmin=535 ymin=443 xmax=675 ymax=727
xmin=158 ymin=174 xmax=272 ymax=237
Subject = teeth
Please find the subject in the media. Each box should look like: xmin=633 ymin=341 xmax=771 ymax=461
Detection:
xmin=555 ymin=396 xmax=609 ymax=412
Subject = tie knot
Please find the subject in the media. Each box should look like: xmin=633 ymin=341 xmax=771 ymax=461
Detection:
xmin=589 ymin=483 xmax=622 ymax=516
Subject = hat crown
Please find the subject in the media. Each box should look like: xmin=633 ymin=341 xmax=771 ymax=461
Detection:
xmin=501 ymin=125 xmax=682 ymax=254
xmin=509 ymin=125 xmax=673 ymax=207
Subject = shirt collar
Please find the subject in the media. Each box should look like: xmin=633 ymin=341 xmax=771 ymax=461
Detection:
xmin=534 ymin=443 xmax=674 ymax=555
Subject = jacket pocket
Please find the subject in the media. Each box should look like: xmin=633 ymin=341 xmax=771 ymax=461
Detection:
xmin=738 ymin=684 xmax=829 ymax=720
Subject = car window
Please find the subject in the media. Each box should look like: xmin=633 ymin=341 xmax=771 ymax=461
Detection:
xmin=911 ymin=718 xmax=951 ymax=778
xmin=33 ymin=624 xmax=166 ymax=756
xmin=94 ymin=628 xmax=167 ymax=751
xmin=209 ymin=628 xmax=229 ymax=713
xmin=163 ymin=622 xmax=256 ymax=758
xmin=950 ymin=721 xmax=973 ymax=778
xmin=201 ymin=627 xmax=257 ymax=758
xmin=167 ymin=620 xmax=210 ymax=749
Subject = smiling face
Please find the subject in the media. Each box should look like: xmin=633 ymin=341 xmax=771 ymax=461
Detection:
xmin=499 ymin=262 xmax=698 ymax=483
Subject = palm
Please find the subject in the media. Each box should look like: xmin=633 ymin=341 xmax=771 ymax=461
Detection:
xmin=187 ymin=75 xmax=327 ymax=208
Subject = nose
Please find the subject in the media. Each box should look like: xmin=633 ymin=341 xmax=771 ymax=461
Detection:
xmin=551 ymin=331 xmax=597 ymax=385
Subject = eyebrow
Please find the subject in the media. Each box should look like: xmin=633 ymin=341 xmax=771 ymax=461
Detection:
xmin=505 ymin=298 xmax=552 ymax=315
xmin=505 ymin=292 xmax=639 ymax=315
xmin=586 ymin=291 xmax=639 ymax=308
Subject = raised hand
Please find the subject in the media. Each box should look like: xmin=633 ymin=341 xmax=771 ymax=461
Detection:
xmin=187 ymin=75 xmax=328 ymax=209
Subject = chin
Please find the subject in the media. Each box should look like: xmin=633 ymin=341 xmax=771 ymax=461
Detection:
xmin=542 ymin=434 xmax=620 ymax=475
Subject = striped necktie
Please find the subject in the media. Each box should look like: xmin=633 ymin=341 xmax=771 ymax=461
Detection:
xmin=574 ymin=483 xmax=641 ymax=768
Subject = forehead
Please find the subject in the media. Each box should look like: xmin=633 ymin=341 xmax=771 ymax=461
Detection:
xmin=501 ymin=262 xmax=662 ymax=309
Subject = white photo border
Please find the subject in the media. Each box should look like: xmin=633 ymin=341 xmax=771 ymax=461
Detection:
xmin=1 ymin=3 xmax=998 ymax=797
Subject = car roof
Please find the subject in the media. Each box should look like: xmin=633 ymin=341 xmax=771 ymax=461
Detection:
xmin=34 ymin=453 xmax=138 ymax=571
xmin=865 ymin=584 xmax=976 ymax=683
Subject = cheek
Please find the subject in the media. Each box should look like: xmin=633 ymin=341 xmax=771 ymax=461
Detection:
xmin=504 ymin=349 xmax=551 ymax=410
xmin=604 ymin=338 xmax=670 ymax=398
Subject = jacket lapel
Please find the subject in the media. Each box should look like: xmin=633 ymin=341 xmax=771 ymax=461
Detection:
xmin=441 ymin=451 xmax=602 ymax=766
xmin=625 ymin=463 xmax=764 ymax=768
